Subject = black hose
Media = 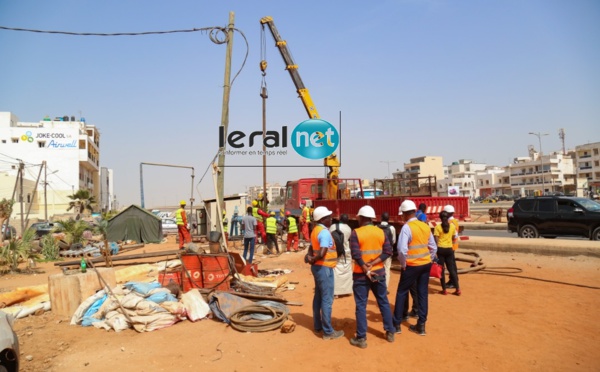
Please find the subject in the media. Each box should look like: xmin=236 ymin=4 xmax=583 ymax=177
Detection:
xmin=229 ymin=304 xmax=288 ymax=332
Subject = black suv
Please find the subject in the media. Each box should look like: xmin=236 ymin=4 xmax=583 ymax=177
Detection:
xmin=507 ymin=196 xmax=600 ymax=240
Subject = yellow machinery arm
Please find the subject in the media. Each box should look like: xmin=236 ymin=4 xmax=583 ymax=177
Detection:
xmin=260 ymin=16 xmax=340 ymax=199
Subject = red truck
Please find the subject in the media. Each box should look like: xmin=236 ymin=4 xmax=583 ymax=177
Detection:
xmin=284 ymin=177 xmax=469 ymax=230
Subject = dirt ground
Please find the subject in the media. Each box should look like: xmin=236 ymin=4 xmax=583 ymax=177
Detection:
xmin=4 ymin=236 xmax=600 ymax=372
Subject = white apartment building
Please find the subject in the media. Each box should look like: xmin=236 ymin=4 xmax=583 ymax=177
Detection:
xmin=100 ymin=167 xmax=116 ymax=213
xmin=575 ymin=142 xmax=600 ymax=195
xmin=437 ymin=159 xmax=486 ymax=198
xmin=475 ymin=167 xmax=511 ymax=197
xmin=508 ymin=151 xmax=576 ymax=196
xmin=248 ymin=183 xmax=285 ymax=205
xmin=0 ymin=111 xmax=104 ymax=222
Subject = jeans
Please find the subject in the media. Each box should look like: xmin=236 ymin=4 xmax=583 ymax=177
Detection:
xmin=230 ymin=215 xmax=240 ymax=236
xmin=266 ymin=233 xmax=279 ymax=253
xmin=437 ymin=247 xmax=459 ymax=291
xmin=311 ymin=264 xmax=335 ymax=335
xmin=393 ymin=263 xmax=431 ymax=326
xmin=243 ymin=237 xmax=255 ymax=263
xmin=353 ymin=278 xmax=395 ymax=339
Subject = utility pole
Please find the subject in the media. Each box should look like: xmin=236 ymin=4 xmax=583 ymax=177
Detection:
xmin=43 ymin=161 xmax=48 ymax=221
xmin=380 ymin=160 xmax=396 ymax=179
xmin=529 ymin=132 xmax=549 ymax=195
xmin=216 ymin=11 xmax=235 ymax=214
xmin=18 ymin=160 xmax=24 ymax=235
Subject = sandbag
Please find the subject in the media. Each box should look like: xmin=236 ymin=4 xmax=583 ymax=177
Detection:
xmin=181 ymin=289 xmax=210 ymax=322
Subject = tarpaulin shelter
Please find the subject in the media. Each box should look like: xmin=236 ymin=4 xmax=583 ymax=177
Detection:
xmin=107 ymin=205 xmax=163 ymax=243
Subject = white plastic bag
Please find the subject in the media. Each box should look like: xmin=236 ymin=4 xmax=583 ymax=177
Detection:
xmin=181 ymin=289 xmax=210 ymax=322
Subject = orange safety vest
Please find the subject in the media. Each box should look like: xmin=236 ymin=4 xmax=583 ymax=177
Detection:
xmin=352 ymin=225 xmax=385 ymax=274
xmin=406 ymin=220 xmax=432 ymax=266
xmin=311 ymin=224 xmax=337 ymax=268
xmin=450 ymin=218 xmax=459 ymax=251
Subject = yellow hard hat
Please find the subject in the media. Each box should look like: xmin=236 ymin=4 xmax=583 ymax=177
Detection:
xmin=270 ymin=211 xmax=275 ymax=216
xmin=180 ymin=200 xmax=186 ymax=205
xmin=252 ymin=200 xmax=258 ymax=207
xmin=258 ymin=192 xmax=264 ymax=198
xmin=223 ymin=210 xmax=226 ymax=215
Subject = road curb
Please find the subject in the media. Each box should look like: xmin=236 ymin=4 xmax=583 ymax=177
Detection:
xmin=459 ymin=236 xmax=600 ymax=258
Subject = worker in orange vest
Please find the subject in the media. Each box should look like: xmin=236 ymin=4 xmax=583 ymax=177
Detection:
xmin=393 ymin=200 xmax=437 ymax=336
xmin=349 ymin=205 xmax=395 ymax=348
xmin=175 ymin=200 xmax=191 ymax=249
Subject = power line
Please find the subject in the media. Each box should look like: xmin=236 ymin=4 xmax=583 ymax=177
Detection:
xmin=0 ymin=25 xmax=218 ymax=37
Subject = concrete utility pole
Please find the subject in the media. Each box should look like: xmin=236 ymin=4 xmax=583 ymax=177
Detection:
xmin=216 ymin=11 xmax=235 ymax=216
xmin=529 ymin=132 xmax=549 ymax=195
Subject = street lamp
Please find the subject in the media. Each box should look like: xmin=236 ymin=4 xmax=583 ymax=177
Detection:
xmin=529 ymin=132 xmax=549 ymax=195
xmin=44 ymin=168 xmax=59 ymax=221
xmin=380 ymin=160 xmax=397 ymax=179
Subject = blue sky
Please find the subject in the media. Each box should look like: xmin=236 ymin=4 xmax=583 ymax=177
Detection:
xmin=1 ymin=0 xmax=598 ymax=208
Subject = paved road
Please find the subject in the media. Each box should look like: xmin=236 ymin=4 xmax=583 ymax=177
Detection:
xmin=464 ymin=228 xmax=590 ymax=241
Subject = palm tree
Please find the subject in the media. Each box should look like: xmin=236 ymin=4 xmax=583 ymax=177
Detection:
xmin=67 ymin=189 xmax=96 ymax=218
xmin=0 ymin=198 xmax=14 ymax=230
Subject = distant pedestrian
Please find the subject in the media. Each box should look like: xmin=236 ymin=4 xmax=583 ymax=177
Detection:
xmin=242 ymin=206 xmax=257 ymax=263
xmin=300 ymin=202 xmax=311 ymax=240
xmin=393 ymin=200 xmax=437 ymax=336
xmin=434 ymin=211 xmax=461 ymax=296
xmin=443 ymin=205 xmax=460 ymax=289
xmin=349 ymin=206 xmax=395 ymax=348
xmin=415 ymin=203 xmax=427 ymax=222
xmin=176 ymin=200 xmax=191 ymax=249
xmin=378 ymin=212 xmax=396 ymax=290
xmin=330 ymin=214 xmax=352 ymax=296
xmin=305 ymin=206 xmax=344 ymax=341
xmin=265 ymin=211 xmax=280 ymax=255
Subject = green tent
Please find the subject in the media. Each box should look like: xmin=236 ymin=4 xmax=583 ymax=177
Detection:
xmin=107 ymin=205 xmax=163 ymax=243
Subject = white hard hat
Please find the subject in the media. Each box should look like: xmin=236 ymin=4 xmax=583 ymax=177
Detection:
xmin=357 ymin=205 xmax=376 ymax=219
xmin=312 ymin=206 xmax=332 ymax=221
xmin=443 ymin=205 xmax=455 ymax=213
xmin=399 ymin=200 xmax=417 ymax=215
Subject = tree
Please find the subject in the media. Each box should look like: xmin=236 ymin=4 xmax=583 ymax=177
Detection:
xmin=0 ymin=198 xmax=14 ymax=229
xmin=67 ymin=189 xmax=96 ymax=218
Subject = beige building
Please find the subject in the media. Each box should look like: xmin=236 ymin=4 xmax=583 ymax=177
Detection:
xmin=575 ymin=142 xmax=600 ymax=195
xmin=508 ymin=151 xmax=576 ymax=196
xmin=392 ymin=156 xmax=444 ymax=194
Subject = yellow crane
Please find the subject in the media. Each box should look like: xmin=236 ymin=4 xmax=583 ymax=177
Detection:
xmin=260 ymin=16 xmax=340 ymax=199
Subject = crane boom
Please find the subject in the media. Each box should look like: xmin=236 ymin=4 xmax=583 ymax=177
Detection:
xmin=260 ymin=16 xmax=340 ymax=199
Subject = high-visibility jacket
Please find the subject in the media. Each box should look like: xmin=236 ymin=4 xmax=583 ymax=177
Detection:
xmin=287 ymin=216 xmax=298 ymax=233
xmin=450 ymin=218 xmax=460 ymax=251
xmin=266 ymin=217 xmax=277 ymax=234
xmin=252 ymin=207 xmax=263 ymax=222
xmin=311 ymin=224 xmax=337 ymax=268
xmin=353 ymin=225 xmax=385 ymax=274
xmin=406 ymin=220 xmax=433 ymax=266
xmin=302 ymin=206 xmax=311 ymax=223
xmin=175 ymin=208 xmax=187 ymax=226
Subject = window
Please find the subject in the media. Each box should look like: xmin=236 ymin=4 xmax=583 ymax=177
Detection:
xmin=538 ymin=199 xmax=555 ymax=213
xmin=518 ymin=199 xmax=536 ymax=212
xmin=557 ymin=200 xmax=576 ymax=213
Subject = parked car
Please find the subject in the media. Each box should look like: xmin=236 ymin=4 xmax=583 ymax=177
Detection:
xmin=161 ymin=218 xmax=178 ymax=235
xmin=1 ymin=224 xmax=16 ymax=240
xmin=507 ymin=196 xmax=600 ymax=240
xmin=0 ymin=311 xmax=19 ymax=372
xmin=29 ymin=222 xmax=63 ymax=238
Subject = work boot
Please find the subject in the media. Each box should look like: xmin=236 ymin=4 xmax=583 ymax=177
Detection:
xmin=323 ymin=329 xmax=344 ymax=340
xmin=350 ymin=337 xmax=367 ymax=349
xmin=386 ymin=331 xmax=395 ymax=343
xmin=409 ymin=323 xmax=426 ymax=336
xmin=394 ymin=325 xmax=402 ymax=334
xmin=408 ymin=310 xmax=419 ymax=318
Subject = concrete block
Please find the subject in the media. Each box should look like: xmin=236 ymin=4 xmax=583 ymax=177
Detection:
xmin=48 ymin=268 xmax=116 ymax=318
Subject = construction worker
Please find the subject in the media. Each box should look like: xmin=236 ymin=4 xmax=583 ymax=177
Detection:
xmin=393 ymin=200 xmax=437 ymax=336
xmin=285 ymin=211 xmax=299 ymax=252
xmin=300 ymin=202 xmax=311 ymax=240
xmin=443 ymin=204 xmax=459 ymax=289
xmin=175 ymin=200 xmax=191 ymax=249
xmin=304 ymin=206 xmax=344 ymax=341
xmin=349 ymin=206 xmax=395 ymax=348
xmin=252 ymin=200 xmax=269 ymax=244
xmin=222 ymin=210 xmax=228 ymax=233
xmin=257 ymin=192 xmax=269 ymax=211
xmin=265 ymin=211 xmax=280 ymax=255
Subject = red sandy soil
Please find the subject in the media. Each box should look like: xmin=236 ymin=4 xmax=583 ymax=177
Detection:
xmin=4 ymin=236 xmax=600 ymax=372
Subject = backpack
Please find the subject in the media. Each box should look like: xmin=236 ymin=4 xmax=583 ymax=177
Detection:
xmin=331 ymin=223 xmax=347 ymax=263
xmin=379 ymin=224 xmax=394 ymax=248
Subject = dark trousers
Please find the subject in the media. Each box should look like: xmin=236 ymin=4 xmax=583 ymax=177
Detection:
xmin=353 ymin=278 xmax=394 ymax=339
xmin=402 ymin=282 xmax=419 ymax=316
xmin=266 ymin=233 xmax=279 ymax=253
xmin=393 ymin=263 xmax=432 ymax=326
xmin=437 ymin=247 xmax=459 ymax=291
